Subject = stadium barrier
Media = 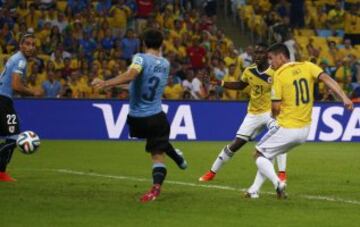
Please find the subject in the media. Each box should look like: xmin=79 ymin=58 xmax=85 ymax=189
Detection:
xmin=15 ymin=99 xmax=360 ymax=142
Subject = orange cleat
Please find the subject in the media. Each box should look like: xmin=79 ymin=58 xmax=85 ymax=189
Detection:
xmin=278 ymin=171 xmax=287 ymax=183
xmin=0 ymin=172 xmax=16 ymax=182
xmin=198 ymin=171 xmax=216 ymax=182
xmin=140 ymin=184 xmax=161 ymax=203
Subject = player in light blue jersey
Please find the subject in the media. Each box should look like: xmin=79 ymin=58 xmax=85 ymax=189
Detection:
xmin=92 ymin=29 xmax=187 ymax=203
xmin=0 ymin=34 xmax=43 ymax=182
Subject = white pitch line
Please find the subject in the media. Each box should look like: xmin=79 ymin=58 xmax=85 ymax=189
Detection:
xmin=13 ymin=168 xmax=360 ymax=206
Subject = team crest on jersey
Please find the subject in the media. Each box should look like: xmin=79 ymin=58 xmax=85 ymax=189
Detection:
xmin=18 ymin=60 xmax=26 ymax=69
xmin=267 ymin=77 xmax=272 ymax=83
xmin=9 ymin=126 xmax=15 ymax=133
xmin=133 ymin=55 xmax=143 ymax=65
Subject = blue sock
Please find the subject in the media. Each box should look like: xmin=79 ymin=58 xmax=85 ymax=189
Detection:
xmin=152 ymin=163 xmax=167 ymax=185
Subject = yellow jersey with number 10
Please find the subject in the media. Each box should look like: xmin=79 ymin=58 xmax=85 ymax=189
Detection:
xmin=271 ymin=61 xmax=323 ymax=128
xmin=241 ymin=65 xmax=274 ymax=115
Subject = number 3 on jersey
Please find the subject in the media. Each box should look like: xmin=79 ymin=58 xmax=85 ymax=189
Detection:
xmin=142 ymin=77 xmax=160 ymax=101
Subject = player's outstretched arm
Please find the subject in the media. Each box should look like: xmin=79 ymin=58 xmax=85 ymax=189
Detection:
xmin=92 ymin=68 xmax=139 ymax=89
xmin=212 ymin=80 xmax=248 ymax=90
xmin=223 ymin=81 xmax=248 ymax=90
xmin=271 ymin=101 xmax=281 ymax=118
xmin=319 ymin=73 xmax=353 ymax=110
xmin=12 ymin=73 xmax=43 ymax=97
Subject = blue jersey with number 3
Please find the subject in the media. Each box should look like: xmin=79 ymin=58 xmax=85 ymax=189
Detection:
xmin=128 ymin=53 xmax=169 ymax=117
xmin=0 ymin=51 xmax=27 ymax=99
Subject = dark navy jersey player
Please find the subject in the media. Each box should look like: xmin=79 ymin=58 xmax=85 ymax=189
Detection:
xmin=0 ymin=34 xmax=43 ymax=182
xmin=92 ymin=29 xmax=187 ymax=203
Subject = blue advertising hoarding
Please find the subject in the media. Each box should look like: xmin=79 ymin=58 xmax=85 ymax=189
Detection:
xmin=14 ymin=99 xmax=360 ymax=142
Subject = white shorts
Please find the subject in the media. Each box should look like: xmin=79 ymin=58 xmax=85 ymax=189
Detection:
xmin=256 ymin=126 xmax=310 ymax=160
xmin=236 ymin=112 xmax=271 ymax=141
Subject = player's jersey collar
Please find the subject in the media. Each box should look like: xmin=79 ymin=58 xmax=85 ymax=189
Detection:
xmin=249 ymin=66 xmax=272 ymax=83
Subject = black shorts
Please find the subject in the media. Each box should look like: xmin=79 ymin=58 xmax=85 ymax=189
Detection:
xmin=0 ymin=95 xmax=20 ymax=136
xmin=127 ymin=111 xmax=171 ymax=153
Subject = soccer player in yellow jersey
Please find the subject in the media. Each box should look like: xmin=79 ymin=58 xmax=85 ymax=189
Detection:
xmin=248 ymin=43 xmax=353 ymax=199
xmin=199 ymin=44 xmax=287 ymax=189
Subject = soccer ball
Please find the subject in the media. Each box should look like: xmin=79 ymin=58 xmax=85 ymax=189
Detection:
xmin=16 ymin=131 xmax=40 ymax=154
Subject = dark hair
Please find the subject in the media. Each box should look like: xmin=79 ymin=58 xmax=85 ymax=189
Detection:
xmin=255 ymin=42 xmax=268 ymax=49
xmin=20 ymin=33 xmax=35 ymax=44
xmin=267 ymin=43 xmax=290 ymax=59
xmin=142 ymin=29 xmax=163 ymax=49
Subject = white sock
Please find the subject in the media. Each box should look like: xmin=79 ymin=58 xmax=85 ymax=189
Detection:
xmin=248 ymin=170 xmax=266 ymax=193
xmin=276 ymin=153 xmax=287 ymax=172
xmin=210 ymin=145 xmax=235 ymax=173
xmin=256 ymin=156 xmax=279 ymax=189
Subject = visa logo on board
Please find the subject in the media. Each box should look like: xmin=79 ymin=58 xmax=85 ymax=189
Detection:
xmin=93 ymin=104 xmax=197 ymax=140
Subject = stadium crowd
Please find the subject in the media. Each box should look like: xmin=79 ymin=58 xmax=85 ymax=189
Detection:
xmin=0 ymin=0 xmax=359 ymax=102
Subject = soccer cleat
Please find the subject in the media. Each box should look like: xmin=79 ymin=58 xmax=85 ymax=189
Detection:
xmin=198 ymin=171 xmax=216 ymax=182
xmin=175 ymin=149 xmax=187 ymax=170
xmin=278 ymin=171 xmax=287 ymax=182
xmin=0 ymin=172 xmax=16 ymax=182
xmin=140 ymin=184 xmax=161 ymax=203
xmin=244 ymin=191 xmax=260 ymax=199
xmin=276 ymin=181 xmax=287 ymax=199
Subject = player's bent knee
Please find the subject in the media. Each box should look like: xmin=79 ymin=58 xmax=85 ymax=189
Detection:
xmin=229 ymin=138 xmax=247 ymax=151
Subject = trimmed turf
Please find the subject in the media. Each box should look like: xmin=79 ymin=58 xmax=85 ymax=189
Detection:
xmin=1 ymin=141 xmax=359 ymax=226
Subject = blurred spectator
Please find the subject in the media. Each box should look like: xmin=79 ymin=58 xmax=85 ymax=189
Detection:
xmin=62 ymin=57 xmax=73 ymax=79
xmin=283 ymin=32 xmax=298 ymax=61
xmin=328 ymin=41 xmax=342 ymax=66
xmin=67 ymin=0 xmax=88 ymax=15
xmin=272 ymin=16 xmax=291 ymax=42
xmin=187 ymin=38 xmax=207 ymax=69
xmin=211 ymin=57 xmax=227 ymax=80
xmin=306 ymin=38 xmax=320 ymax=59
xmin=190 ymin=69 xmax=207 ymax=99
xmin=121 ymin=29 xmax=140 ymax=63
xmin=125 ymin=0 xmax=137 ymax=29
xmin=101 ymin=28 xmax=115 ymax=51
xmin=327 ymin=1 xmax=345 ymax=30
xmin=35 ymin=0 xmax=56 ymax=10
xmin=25 ymin=4 xmax=41 ymax=29
xmin=339 ymin=39 xmax=358 ymax=59
xmin=79 ymin=32 xmax=97 ymax=62
xmin=96 ymin=0 xmax=112 ymax=14
xmin=334 ymin=58 xmax=352 ymax=93
xmin=42 ymin=70 xmax=62 ymax=98
xmin=52 ymin=49 xmax=65 ymax=70
xmin=182 ymin=69 xmax=194 ymax=93
xmin=51 ymin=12 xmax=68 ymax=33
xmin=136 ymin=0 xmax=154 ymax=32
xmin=110 ymin=0 xmax=130 ymax=37
xmin=164 ymin=75 xmax=184 ymax=100
xmin=51 ymin=45 xmax=71 ymax=61
xmin=222 ymin=64 xmax=239 ymax=100
xmin=349 ymin=55 xmax=360 ymax=83
xmin=320 ymin=60 xmax=336 ymax=78
xmin=239 ymin=46 xmax=253 ymax=68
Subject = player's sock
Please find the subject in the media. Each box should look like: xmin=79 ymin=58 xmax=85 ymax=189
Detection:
xmin=256 ymin=156 xmax=279 ymax=189
xmin=276 ymin=153 xmax=287 ymax=172
xmin=165 ymin=144 xmax=185 ymax=167
xmin=152 ymin=163 xmax=167 ymax=185
xmin=210 ymin=145 xmax=234 ymax=173
xmin=247 ymin=170 xmax=266 ymax=193
xmin=0 ymin=140 xmax=16 ymax=172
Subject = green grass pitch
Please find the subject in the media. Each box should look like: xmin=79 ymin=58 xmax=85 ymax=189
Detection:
xmin=1 ymin=141 xmax=360 ymax=226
